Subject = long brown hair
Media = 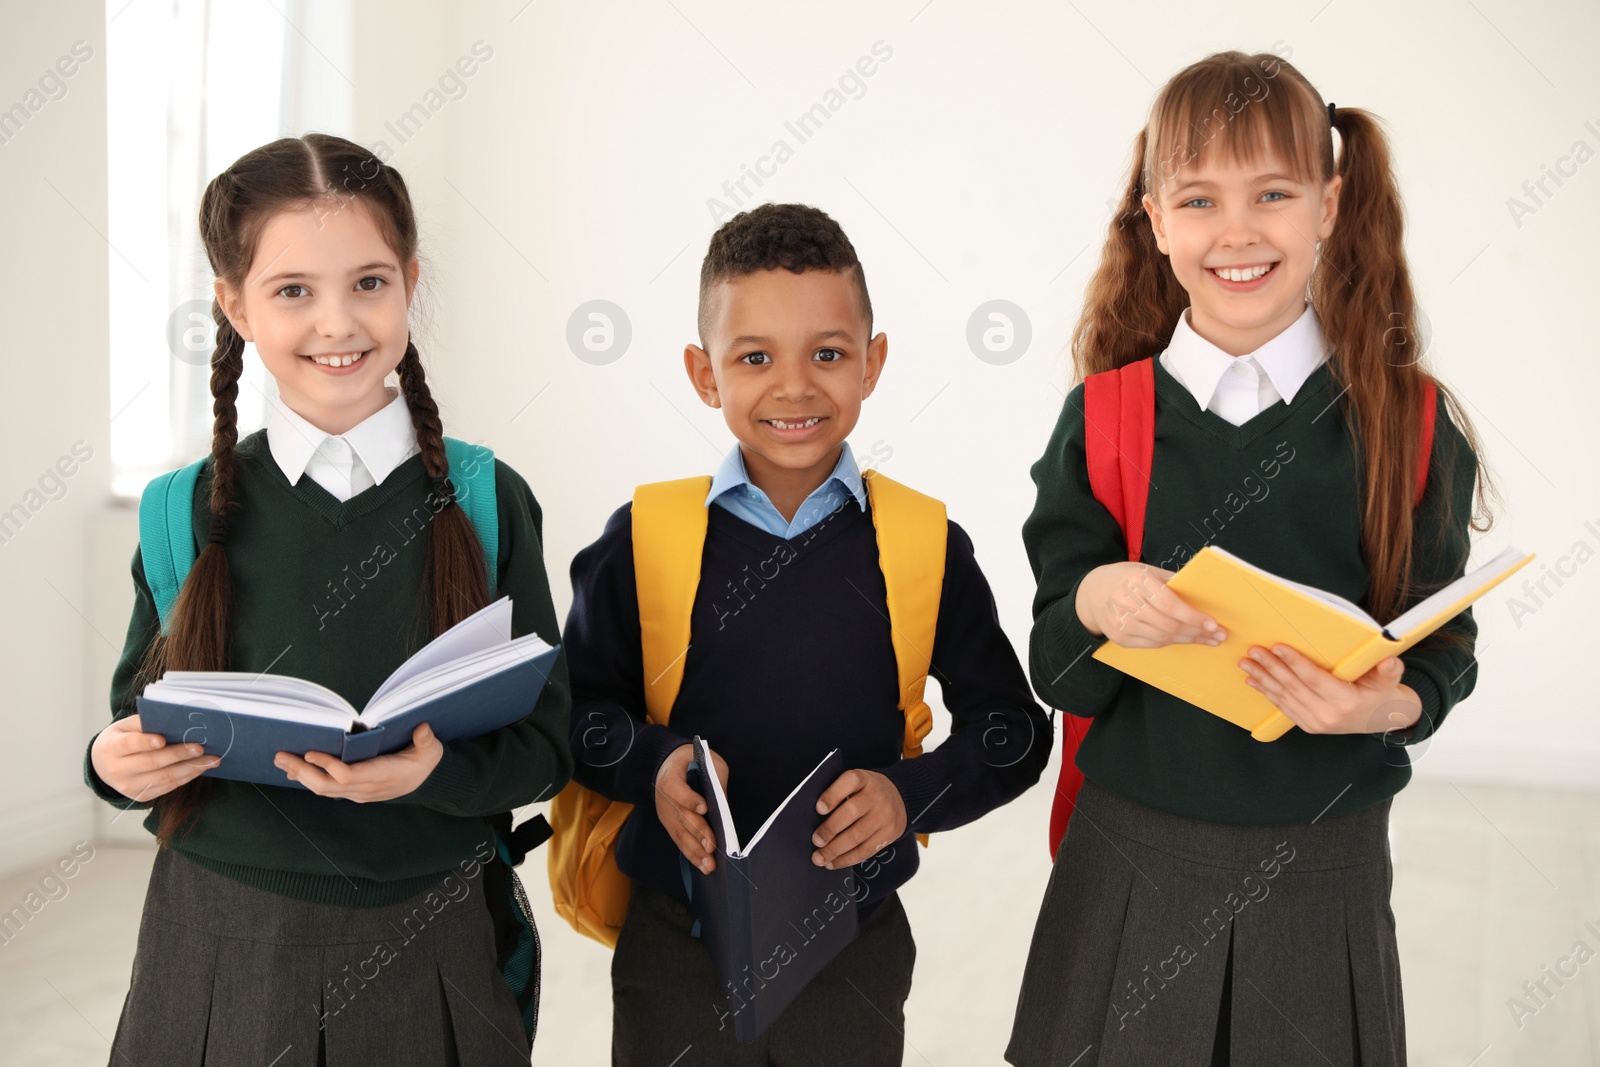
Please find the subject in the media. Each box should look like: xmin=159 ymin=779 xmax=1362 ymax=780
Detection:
xmin=143 ymin=134 xmax=489 ymax=843
xmin=1071 ymin=51 xmax=1494 ymax=621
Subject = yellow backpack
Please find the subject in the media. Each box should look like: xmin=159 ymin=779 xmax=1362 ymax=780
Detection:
xmin=547 ymin=470 xmax=946 ymax=948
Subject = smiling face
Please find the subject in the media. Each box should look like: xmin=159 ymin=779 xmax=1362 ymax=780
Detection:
xmin=685 ymin=268 xmax=886 ymax=512
xmin=216 ymin=200 xmax=418 ymax=434
xmin=1143 ymin=148 xmax=1340 ymax=355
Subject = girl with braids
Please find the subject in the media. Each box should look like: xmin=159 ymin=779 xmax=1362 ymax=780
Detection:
xmin=85 ymin=134 xmax=570 ymax=1066
xmin=1007 ymin=53 xmax=1493 ymax=1065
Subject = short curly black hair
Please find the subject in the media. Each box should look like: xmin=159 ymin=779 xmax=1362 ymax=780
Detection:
xmin=697 ymin=203 xmax=873 ymax=345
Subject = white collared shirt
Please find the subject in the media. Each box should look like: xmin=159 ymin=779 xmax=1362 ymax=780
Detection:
xmin=266 ymin=389 xmax=420 ymax=502
xmin=1158 ymin=305 xmax=1328 ymax=426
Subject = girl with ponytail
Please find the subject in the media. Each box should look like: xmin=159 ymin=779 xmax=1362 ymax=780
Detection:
xmin=1008 ymin=53 xmax=1493 ymax=1064
xmin=86 ymin=134 xmax=570 ymax=1065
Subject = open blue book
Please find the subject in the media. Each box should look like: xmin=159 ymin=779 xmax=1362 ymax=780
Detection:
xmin=136 ymin=597 xmax=559 ymax=788
xmin=689 ymin=736 xmax=860 ymax=1043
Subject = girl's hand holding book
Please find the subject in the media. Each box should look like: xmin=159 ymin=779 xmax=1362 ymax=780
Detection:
xmin=1077 ymin=562 xmax=1227 ymax=648
xmin=273 ymin=723 xmax=444 ymax=802
xmin=91 ymin=713 xmax=221 ymax=802
xmin=1240 ymin=645 xmax=1421 ymax=735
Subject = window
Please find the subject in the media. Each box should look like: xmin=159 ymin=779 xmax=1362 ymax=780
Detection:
xmin=106 ymin=0 xmax=351 ymax=496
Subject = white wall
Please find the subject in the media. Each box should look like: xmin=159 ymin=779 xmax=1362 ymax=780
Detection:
xmin=0 ymin=4 xmax=110 ymax=878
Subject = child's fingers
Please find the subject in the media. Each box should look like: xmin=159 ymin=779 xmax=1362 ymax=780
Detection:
xmin=1147 ymin=586 xmax=1224 ymax=640
xmin=812 ymin=794 xmax=865 ymax=849
xmin=658 ymin=770 xmax=708 ymax=817
xmin=129 ymin=740 xmax=209 ymax=773
xmin=815 ymin=769 xmax=864 ymax=817
xmin=275 ymin=752 xmax=339 ymax=793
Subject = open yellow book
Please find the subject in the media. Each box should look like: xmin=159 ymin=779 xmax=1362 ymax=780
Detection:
xmin=1092 ymin=545 xmax=1533 ymax=741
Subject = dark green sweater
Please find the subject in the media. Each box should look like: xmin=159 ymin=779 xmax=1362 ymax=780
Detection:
xmin=84 ymin=430 xmax=573 ymax=905
xmin=1024 ymin=358 xmax=1479 ymax=824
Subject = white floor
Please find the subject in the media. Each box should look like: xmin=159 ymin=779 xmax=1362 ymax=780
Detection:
xmin=3 ymin=779 xmax=1597 ymax=1065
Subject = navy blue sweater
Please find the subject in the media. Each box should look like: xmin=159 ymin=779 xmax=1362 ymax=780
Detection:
xmin=565 ymin=494 xmax=1049 ymax=909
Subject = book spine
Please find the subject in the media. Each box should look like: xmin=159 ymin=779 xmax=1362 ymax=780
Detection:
xmin=730 ymin=857 xmax=759 ymax=1043
xmin=1333 ymin=632 xmax=1396 ymax=682
xmin=1249 ymin=710 xmax=1297 ymax=742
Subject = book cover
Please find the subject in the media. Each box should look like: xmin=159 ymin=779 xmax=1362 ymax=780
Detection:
xmin=689 ymin=737 xmax=861 ymax=1043
xmin=1091 ymin=545 xmax=1531 ymax=741
xmin=135 ymin=597 xmax=560 ymax=787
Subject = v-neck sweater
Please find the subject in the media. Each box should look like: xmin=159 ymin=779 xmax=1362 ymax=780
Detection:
xmin=564 ymin=496 xmax=1050 ymax=908
xmin=1023 ymin=357 xmax=1481 ymax=824
xmin=84 ymin=430 xmax=573 ymax=906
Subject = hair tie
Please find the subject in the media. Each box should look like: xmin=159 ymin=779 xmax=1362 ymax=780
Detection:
xmin=431 ymin=476 xmax=456 ymax=504
xmin=207 ymin=512 xmax=230 ymax=546
xmin=1327 ymin=101 xmax=1337 ymax=127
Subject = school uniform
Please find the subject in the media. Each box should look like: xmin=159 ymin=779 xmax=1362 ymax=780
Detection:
xmin=1008 ymin=306 xmax=1480 ymax=1066
xmin=85 ymin=390 xmax=572 ymax=1066
xmin=565 ymin=441 xmax=1052 ymax=1066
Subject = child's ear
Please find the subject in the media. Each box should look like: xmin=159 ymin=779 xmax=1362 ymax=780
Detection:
xmin=1316 ymin=174 xmax=1342 ymax=241
xmin=684 ymin=344 xmax=720 ymax=408
xmin=214 ymin=279 xmax=253 ymax=342
xmin=403 ymin=258 xmax=421 ymax=305
xmin=1141 ymin=194 xmax=1169 ymax=255
xmin=860 ymin=332 xmax=888 ymax=400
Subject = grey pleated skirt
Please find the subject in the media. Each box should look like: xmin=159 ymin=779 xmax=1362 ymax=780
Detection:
xmin=1007 ymin=779 xmax=1403 ymax=1067
xmin=110 ymin=848 xmax=530 ymax=1066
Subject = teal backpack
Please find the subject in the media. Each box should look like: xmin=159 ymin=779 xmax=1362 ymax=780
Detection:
xmin=139 ymin=436 xmax=548 ymax=1046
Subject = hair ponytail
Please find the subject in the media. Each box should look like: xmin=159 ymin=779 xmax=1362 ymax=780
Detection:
xmin=1313 ymin=107 xmax=1495 ymax=620
xmin=397 ymin=341 xmax=491 ymax=636
xmin=1071 ymin=129 xmax=1189 ymax=380
xmin=141 ymin=302 xmax=245 ymax=843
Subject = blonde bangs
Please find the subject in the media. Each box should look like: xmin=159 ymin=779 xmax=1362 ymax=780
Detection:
xmin=1142 ymin=52 xmax=1332 ymax=198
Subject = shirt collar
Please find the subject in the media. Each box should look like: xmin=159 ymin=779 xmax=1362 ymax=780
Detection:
xmin=1162 ymin=304 xmax=1328 ymax=411
xmin=266 ymin=389 xmax=419 ymax=486
xmin=706 ymin=440 xmax=868 ymax=511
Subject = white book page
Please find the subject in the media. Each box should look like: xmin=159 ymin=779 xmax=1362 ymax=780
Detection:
xmin=154 ymin=671 xmax=354 ymax=713
xmin=1385 ymin=545 xmax=1529 ymax=638
xmin=362 ymin=633 xmax=552 ymax=724
xmin=697 ymin=740 xmax=743 ymax=858
xmin=365 ymin=597 xmax=514 ymax=708
xmin=1206 ymin=548 xmax=1380 ymax=628
xmin=141 ymin=683 xmax=357 ymax=729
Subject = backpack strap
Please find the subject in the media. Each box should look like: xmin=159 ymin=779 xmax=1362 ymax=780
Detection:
xmin=861 ymin=470 xmax=946 ymax=760
xmin=1414 ymin=381 xmax=1437 ymax=507
xmin=631 ymin=477 xmax=713 ymax=724
xmin=1046 ymin=359 xmax=1158 ymax=857
xmin=1082 ymin=357 xmax=1157 ymax=563
xmin=443 ymin=437 xmax=499 ymax=593
xmin=138 ymin=458 xmax=207 ymax=636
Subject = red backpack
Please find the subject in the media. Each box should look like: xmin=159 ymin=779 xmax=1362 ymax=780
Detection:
xmin=1047 ymin=357 xmax=1437 ymax=857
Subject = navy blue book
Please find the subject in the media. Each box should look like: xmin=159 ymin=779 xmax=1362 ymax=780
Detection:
xmin=136 ymin=597 xmax=559 ymax=789
xmin=689 ymin=736 xmax=861 ymax=1044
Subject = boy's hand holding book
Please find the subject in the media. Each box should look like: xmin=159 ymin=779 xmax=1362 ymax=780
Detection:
xmin=811 ymin=769 xmax=907 ymax=870
xmin=656 ymin=742 xmax=730 ymax=874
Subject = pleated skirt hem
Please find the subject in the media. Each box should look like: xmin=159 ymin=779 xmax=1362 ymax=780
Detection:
xmin=1007 ymin=779 xmax=1404 ymax=1067
xmin=109 ymin=848 xmax=529 ymax=1067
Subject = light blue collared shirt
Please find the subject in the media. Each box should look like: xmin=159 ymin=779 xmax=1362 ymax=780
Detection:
xmin=706 ymin=442 xmax=868 ymax=539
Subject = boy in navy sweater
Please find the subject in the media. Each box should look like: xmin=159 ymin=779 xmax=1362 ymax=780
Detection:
xmin=564 ymin=203 xmax=1049 ymax=1064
